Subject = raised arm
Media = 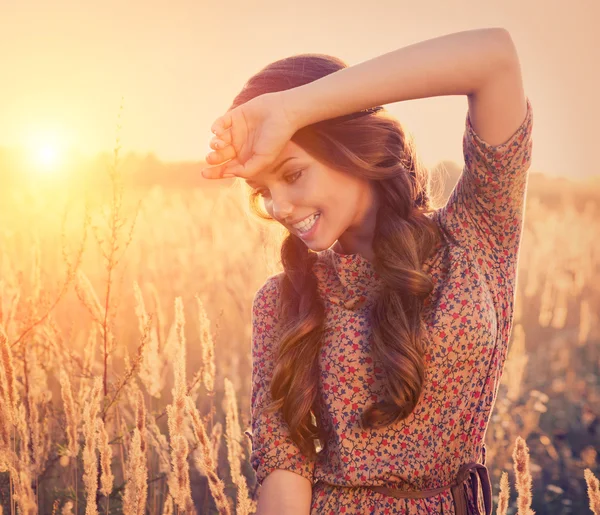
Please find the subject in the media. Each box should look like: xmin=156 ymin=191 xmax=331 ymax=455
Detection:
xmin=281 ymin=27 xmax=533 ymax=295
xmin=281 ymin=27 xmax=519 ymax=129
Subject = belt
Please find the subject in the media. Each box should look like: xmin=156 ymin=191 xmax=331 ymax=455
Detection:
xmin=317 ymin=461 xmax=492 ymax=515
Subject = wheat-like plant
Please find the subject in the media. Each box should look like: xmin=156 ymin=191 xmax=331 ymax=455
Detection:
xmin=97 ymin=416 xmax=114 ymax=498
xmin=59 ymin=368 xmax=80 ymax=458
xmin=166 ymin=297 xmax=195 ymax=513
xmin=196 ymin=294 xmax=216 ymax=395
xmin=224 ymin=377 xmax=255 ymax=515
xmin=133 ymin=280 xmax=163 ymax=398
xmin=122 ymin=427 xmax=148 ymax=515
xmin=495 ymin=470 xmax=510 ymax=515
xmin=585 ymin=468 xmax=600 ymax=515
xmin=187 ymin=395 xmax=231 ymax=514
xmin=512 ymin=436 xmax=536 ymax=515
xmin=82 ymin=377 xmax=103 ymax=515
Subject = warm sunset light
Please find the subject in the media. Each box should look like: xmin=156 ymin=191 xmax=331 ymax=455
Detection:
xmin=24 ymin=126 xmax=69 ymax=174
xmin=0 ymin=3 xmax=597 ymax=515
xmin=34 ymin=143 xmax=61 ymax=171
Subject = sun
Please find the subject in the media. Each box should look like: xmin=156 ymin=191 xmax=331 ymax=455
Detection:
xmin=25 ymin=126 xmax=69 ymax=175
xmin=34 ymin=143 xmax=62 ymax=172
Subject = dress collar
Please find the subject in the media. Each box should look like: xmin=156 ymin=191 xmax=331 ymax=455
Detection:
xmin=313 ymin=228 xmax=444 ymax=311
xmin=314 ymin=248 xmax=382 ymax=310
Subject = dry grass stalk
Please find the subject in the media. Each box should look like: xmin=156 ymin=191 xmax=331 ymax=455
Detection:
xmin=122 ymin=427 xmax=148 ymax=515
xmin=133 ymin=280 xmax=163 ymax=398
xmin=0 ymin=287 xmax=20 ymax=344
xmin=14 ymin=467 xmax=37 ymax=515
xmin=102 ymin=315 xmax=153 ymax=420
xmin=120 ymin=413 xmax=132 ymax=458
xmin=83 ymin=323 xmax=97 ymax=377
xmin=24 ymin=344 xmax=52 ymax=476
xmin=223 ymin=377 xmax=253 ymax=515
xmin=82 ymin=376 xmax=103 ymax=515
xmin=0 ymin=324 xmax=18 ymax=423
xmin=211 ymin=422 xmax=223 ymax=466
xmin=0 ymin=447 xmax=9 ymax=471
xmin=75 ymin=269 xmax=105 ymax=325
xmin=146 ymin=414 xmax=171 ymax=475
xmin=161 ymin=320 xmax=179 ymax=375
xmin=496 ymin=470 xmax=510 ymax=515
xmin=187 ymin=368 xmax=204 ymax=404
xmin=585 ymin=468 xmax=600 ymax=515
xmin=0 ymin=395 xmax=27 ymax=510
xmin=172 ymin=297 xmax=187 ymax=408
xmin=223 ymin=378 xmax=242 ymax=480
xmin=61 ymin=501 xmax=75 ymax=514
xmin=15 ymin=403 xmax=32 ymax=471
xmin=8 ymin=395 xmax=36 ymax=513
xmin=97 ymin=417 xmax=114 ymax=497
xmin=512 ymin=436 xmax=536 ymax=515
xmin=146 ymin=280 xmax=165 ymax=349
xmin=2 ymin=445 xmax=37 ymax=515
xmin=0 ymin=386 xmax=12 ymax=450
xmin=167 ymin=431 xmax=194 ymax=513
xmin=186 ymin=396 xmax=231 ymax=515
xmin=135 ymin=389 xmax=147 ymax=455
xmin=59 ymin=367 xmax=81 ymax=458
xmin=166 ymin=296 xmax=195 ymax=513
xmin=162 ymin=495 xmax=174 ymax=515
xmin=195 ymin=295 xmax=215 ymax=394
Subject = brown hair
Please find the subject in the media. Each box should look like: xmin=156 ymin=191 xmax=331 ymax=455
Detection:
xmin=229 ymin=53 xmax=446 ymax=460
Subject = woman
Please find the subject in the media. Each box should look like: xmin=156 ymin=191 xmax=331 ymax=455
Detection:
xmin=202 ymin=28 xmax=533 ymax=515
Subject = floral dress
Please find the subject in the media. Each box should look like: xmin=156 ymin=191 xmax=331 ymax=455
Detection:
xmin=247 ymin=97 xmax=533 ymax=514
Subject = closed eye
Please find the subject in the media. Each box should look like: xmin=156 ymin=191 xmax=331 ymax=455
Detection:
xmin=255 ymin=170 xmax=304 ymax=198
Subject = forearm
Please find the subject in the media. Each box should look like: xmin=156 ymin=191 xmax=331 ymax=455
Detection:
xmin=256 ymin=469 xmax=312 ymax=515
xmin=283 ymin=27 xmax=516 ymax=130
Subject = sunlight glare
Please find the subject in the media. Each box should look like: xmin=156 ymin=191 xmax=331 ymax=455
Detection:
xmin=25 ymin=125 xmax=69 ymax=175
xmin=35 ymin=143 xmax=61 ymax=171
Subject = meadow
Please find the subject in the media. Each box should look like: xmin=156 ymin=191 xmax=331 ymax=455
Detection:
xmin=0 ymin=141 xmax=599 ymax=514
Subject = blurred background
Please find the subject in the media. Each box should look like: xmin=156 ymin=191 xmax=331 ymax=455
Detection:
xmin=0 ymin=1 xmax=598 ymax=514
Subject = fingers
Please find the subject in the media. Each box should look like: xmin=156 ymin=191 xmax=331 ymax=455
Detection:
xmin=201 ymin=161 xmax=237 ymax=179
xmin=211 ymin=112 xmax=232 ymax=137
xmin=210 ymin=130 xmax=232 ymax=150
xmin=224 ymin=154 xmax=267 ymax=178
xmin=203 ymin=111 xmax=235 ymax=179
xmin=205 ymin=141 xmax=236 ymax=165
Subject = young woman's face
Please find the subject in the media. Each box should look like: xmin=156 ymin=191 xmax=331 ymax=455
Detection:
xmin=245 ymin=140 xmax=378 ymax=255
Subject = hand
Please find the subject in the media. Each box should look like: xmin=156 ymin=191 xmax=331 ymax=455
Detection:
xmin=201 ymin=91 xmax=299 ymax=180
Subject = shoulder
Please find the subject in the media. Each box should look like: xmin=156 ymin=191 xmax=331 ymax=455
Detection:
xmin=252 ymin=272 xmax=285 ymax=314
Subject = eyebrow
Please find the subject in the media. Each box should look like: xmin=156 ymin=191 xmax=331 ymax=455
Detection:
xmin=246 ymin=157 xmax=297 ymax=187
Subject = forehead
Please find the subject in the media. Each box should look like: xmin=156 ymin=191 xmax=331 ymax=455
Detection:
xmin=245 ymin=141 xmax=303 ymax=187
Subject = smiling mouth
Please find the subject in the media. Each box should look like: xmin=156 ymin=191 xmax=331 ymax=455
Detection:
xmin=294 ymin=212 xmax=321 ymax=238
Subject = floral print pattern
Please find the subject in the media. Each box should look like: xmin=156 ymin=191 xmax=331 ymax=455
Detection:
xmin=247 ymin=97 xmax=533 ymax=513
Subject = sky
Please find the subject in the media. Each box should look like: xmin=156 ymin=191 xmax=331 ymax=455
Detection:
xmin=0 ymin=0 xmax=598 ymax=179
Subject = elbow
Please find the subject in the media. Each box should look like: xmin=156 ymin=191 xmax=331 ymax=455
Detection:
xmin=490 ymin=27 xmax=521 ymax=70
xmin=256 ymin=469 xmax=313 ymax=515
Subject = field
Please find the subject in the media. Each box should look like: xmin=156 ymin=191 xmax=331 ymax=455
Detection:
xmin=0 ymin=149 xmax=599 ymax=514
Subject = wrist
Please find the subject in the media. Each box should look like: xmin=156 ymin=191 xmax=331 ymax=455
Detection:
xmin=278 ymin=86 xmax=313 ymax=132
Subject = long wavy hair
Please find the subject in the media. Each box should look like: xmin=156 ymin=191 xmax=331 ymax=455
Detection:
xmin=229 ymin=54 xmax=448 ymax=460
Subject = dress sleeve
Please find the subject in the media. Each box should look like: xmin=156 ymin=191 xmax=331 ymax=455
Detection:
xmin=435 ymin=96 xmax=534 ymax=289
xmin=248 ymin=274 xmax=316 ymax=487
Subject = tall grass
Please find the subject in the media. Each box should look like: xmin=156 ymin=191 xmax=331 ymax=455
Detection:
xmin=0 ymin=110 xmax=598 ymax=513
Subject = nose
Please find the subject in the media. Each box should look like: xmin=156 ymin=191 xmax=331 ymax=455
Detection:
xmin=271 ymin=192 xmax=294 ymax=222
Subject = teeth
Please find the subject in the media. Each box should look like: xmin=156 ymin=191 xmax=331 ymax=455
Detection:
xmin=293 ymin=213 xmax=319 ymax=232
